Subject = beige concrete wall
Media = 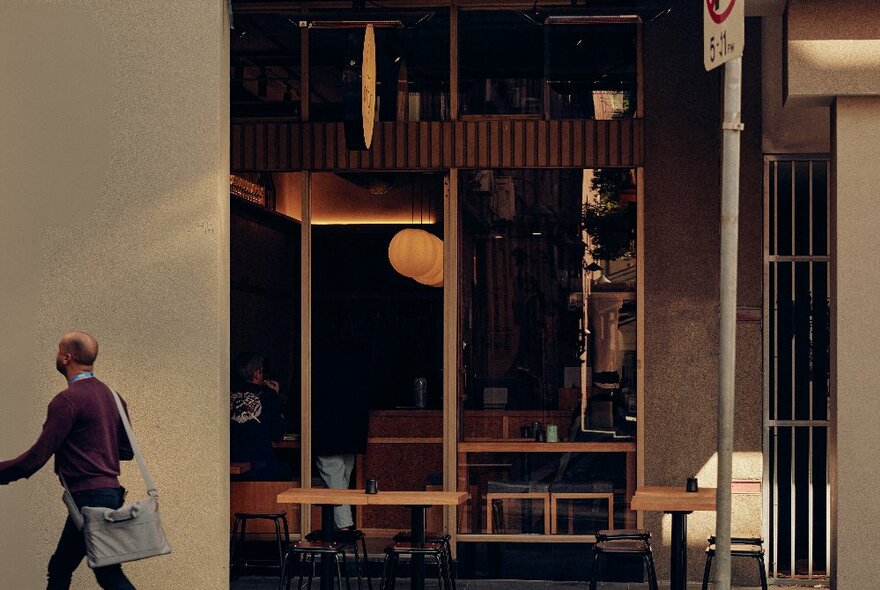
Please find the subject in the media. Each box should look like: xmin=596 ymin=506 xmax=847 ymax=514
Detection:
xmin=643 ymin=4 xmax=765 ymax=585
xmin=0 ymin=2 xmax=229 ymax=589
xmin=787 ymin=0 xmax=880 ymax=106
xmin=762 ymin=16 xmax=830 ymax=154
xmin=832 ymin=96 xmax=880 ymax=590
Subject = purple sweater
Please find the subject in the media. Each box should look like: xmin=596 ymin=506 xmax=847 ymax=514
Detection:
xmin=0 ymin=377 xmax=134 ymax=492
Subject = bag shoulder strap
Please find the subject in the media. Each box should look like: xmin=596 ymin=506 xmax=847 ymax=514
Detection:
xmin=110 ymin=389 xmax=158 ymax=497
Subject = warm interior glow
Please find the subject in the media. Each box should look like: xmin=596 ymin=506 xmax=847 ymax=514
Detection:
xmin=273 ymin=172 xmax=440 ymax=225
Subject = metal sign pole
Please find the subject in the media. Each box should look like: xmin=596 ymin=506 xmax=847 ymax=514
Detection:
xmin=716 ymin=54 xmax=743 ymax=590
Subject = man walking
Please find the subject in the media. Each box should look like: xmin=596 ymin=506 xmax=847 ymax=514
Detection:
xmin=0 ymin=331 xmax=136 ymax=589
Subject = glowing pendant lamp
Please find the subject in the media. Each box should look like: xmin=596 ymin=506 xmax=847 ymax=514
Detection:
xmin=414 ymin=237 xmax=443 ymax=287
xmin=388 ymin=228 xmax=439 ymax=278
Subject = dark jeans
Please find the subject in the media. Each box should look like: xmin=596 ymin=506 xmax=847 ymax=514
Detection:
xmin=47 ymin=487 xmax=136 ymax=590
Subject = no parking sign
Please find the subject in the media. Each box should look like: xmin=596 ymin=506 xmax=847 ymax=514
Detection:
xmin=704 ymin=0 xmax=744 ymax=71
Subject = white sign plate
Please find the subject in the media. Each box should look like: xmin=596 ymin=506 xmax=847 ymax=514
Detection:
xmin=704 ymin=0 xmax=744 ymax=71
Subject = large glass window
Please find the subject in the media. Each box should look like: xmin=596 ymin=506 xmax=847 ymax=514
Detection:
xmin=230 ymin=173 xmax=302 ymax=485
xmin=458 ymin=168 xmax=637 ymax=536
xmin=545 ymin=24 xmax=637 ymax=119
xmin=311 ymin=172 xmax=445 ymax=531
xmin=231 ymin=14 xmax=302 ymax=118
xmin=459 ymin=11 xmax=544 ymax=117
xmin=459 ymin=11 xmax=637 ymax=119
xmin=309 ymin=12 xmax=450 ymax=122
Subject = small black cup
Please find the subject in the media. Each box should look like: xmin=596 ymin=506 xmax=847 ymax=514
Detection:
xmin=366 ymin=479 xmax=378 ymax=494
xmin=686 ymin=477 xmax=698 ymax=493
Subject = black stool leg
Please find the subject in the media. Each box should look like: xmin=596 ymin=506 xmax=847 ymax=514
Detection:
xmin=230 ymin=517 xmax=242 ymax=572
xmin=434 ymin=554 xmax=445 ymax=590
xmin=701 ymin=553 xmax=713 ymax=590
xmin=359 ymin=537 xmax=372 ymax=590
xmin=388 ymin=555 xmax=399 ymax=590
xmin=341 ymin=550 xmax=353 ymax=590
xmin=278 ymin=549 xmax=290 ymax=590
xmin=351 ymin=546 xmax=363 ymax=590
xmin=379 ymin=554 xmax=393 ymax=590
xmin=274 ymin=518 xmax=284 ymax=571
xmin=589 ymin=551 xmax=601 ymax=590
xmin=239 ymin=519 xmax=249 ymax=568
xmin=646 ymin=550 xmax=659 ymax=590
xmin=335 ymin=555 xmax=345 ymax=590
xmin=757 ymin=554 xmax=769 ymax=590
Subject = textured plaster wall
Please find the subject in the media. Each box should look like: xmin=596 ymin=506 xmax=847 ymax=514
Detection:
xmin=832 ymin=96 xmax=880 ymax=590
xmin=0 ymin=2 xmax=229 ymax=589
xmin=787 ymin=0 xmax=880 ymax=105
xmin=762 ymin=16 xmax=830 ymax=154
xmin=643 ymin=5 xmax=764 ymax=585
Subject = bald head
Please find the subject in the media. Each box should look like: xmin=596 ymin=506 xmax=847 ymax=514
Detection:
xmin=58 ymin=331 xmax=99 ymax=367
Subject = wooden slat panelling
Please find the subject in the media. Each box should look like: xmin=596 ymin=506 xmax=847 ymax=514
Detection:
xmin=430 ymin=122 xmax=443 ymax=169
xmin=420 ymin=122 xmax=431 ymax=169
xmin=242 ymin=124 xmax=255 ymax=170
xmin=255 ymin=123 xmax=266 ymax=171
xmin=478 ymin=122 xmax=490 ymax=168
xmin=561 ymin=121 xmax=570 ymax=167
xmin=396 ymin=123 xmax=407 ymax=168
xmin=524 ymin=121 xmax=537 ymax=167
xmin=290 ymin=123 xmax=301 ymax=169
xmin=443 ymin=123 xmax=454 ymax=167
xmin=513 ymin=122 xmax=524 ymax=168
xmin=549 ymin=121 xmax=560 ymax=167
xmin=572 ymin=121 xmax=584 ymax=167
xmin=407 ymin=123 xmax=419 ymax=168
xmin=609 ymin=120 xmax=620 ymax=167
xmin=336 ymin=125 xmax=348 ymax=170
xmin=620 ymin=119 xmax=632 ymax=169
xmin=231 ymin=124 xmax=242 ymax=170
xmin=230 ymin=119 xmax=644 ymax=171
xmin=537 ymin=121 xmax=549 ymax=167
xmin=278 ymin=123 xmax=290 ymax=170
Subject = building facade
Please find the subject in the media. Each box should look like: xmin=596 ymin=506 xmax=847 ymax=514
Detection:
xmin=1 ymin=1 xmax=879 ymax=588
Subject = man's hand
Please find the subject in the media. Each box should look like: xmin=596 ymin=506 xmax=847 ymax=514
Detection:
xmin=264 ymin=380 xmax=280 ymax=393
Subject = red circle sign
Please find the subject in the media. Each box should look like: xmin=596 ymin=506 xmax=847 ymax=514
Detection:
xmin=706 ymin=0 xmax=736 ymax=24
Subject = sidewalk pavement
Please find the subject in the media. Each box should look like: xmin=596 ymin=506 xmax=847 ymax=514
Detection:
xmin=232 ymin=577 xmax=813 ymax=589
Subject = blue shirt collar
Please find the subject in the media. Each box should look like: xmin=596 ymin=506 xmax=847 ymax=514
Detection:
xmin=69 ymin=372 xmax=94 ymax=384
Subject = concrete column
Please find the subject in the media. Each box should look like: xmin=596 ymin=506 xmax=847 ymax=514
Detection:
xmin=0 ymin=2 xmax=229 ymax=588
xmin=832 ymin=96 xmax=880 ymax=590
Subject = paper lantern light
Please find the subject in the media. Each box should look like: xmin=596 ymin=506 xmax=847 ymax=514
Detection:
xmin=414 ymin=236 xmax=443 ymax=287
xmin=388 ymin=228 xmax=440 ymax=278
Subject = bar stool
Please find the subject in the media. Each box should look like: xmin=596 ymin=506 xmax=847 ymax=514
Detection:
xmin=596 ymin=529 xmax=652 ymax=543
xmin=306 ymin=528 xmax=372 ymax=590
xmin=701 ymin=536 xmax=768 ymax=590
xmin=589 ymin=540 xmax=659 ymax=590
xmin=392 ymin=531 xmax=455 ymax=590
xmin=379 ymin=542 xmax=452 ymax=590
xmin=279 ymin=541 xmax=346 ymax=590
xmin=230 ymin=512 xmax=290 ymax=576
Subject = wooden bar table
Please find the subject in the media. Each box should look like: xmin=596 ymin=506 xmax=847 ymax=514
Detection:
xmin=278 ymin=488 xmax=469 ymax=590
xmin=631 ymin=486 xmax=717 ymax=590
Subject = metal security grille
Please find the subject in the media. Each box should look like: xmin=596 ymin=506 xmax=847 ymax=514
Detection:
xmin=764 ymin=156 xmax=831 ymax=581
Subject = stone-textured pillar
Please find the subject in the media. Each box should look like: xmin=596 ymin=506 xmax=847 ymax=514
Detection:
xmin=832 ymin=96 xmax=880 ymax=589
xmin=0 ymin=2 xmax=229 ymax=588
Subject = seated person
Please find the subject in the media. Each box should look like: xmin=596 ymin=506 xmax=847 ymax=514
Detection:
xmin=312 ymin=338 xmax=369 ymax=530
xmin=230 ymin=353 xmax=291 ymax=481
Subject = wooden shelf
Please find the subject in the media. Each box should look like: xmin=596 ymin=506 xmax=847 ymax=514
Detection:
xmin=459 ymin=440 xmax=636 ymax=453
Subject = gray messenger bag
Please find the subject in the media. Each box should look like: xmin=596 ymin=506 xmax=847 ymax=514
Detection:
xmin=61 ymin=389 xmax=171 ymax=568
